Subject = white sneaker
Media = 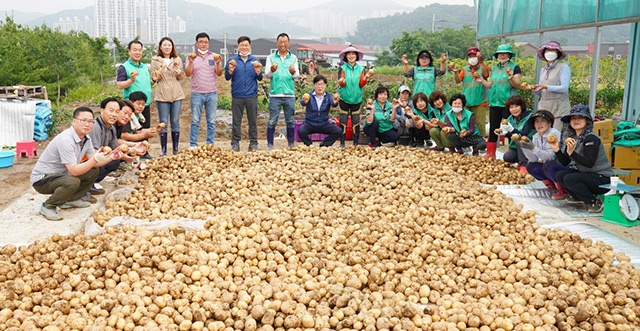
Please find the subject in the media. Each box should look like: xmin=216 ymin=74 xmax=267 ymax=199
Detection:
xmin=40 ymin=204 xmax=61 ymax=221
xmin=60 ymin=199 xmax=91 ymax=209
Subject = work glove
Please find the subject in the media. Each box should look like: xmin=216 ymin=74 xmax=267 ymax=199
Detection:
xmin=500 ymin=122 xmax=514 ymax=133
xmin=93 ymin=147 xmax=112 ymax=163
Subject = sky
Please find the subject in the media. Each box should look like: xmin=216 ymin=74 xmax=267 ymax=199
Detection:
xmin=0 ymin=0 xmax=475 ymax=15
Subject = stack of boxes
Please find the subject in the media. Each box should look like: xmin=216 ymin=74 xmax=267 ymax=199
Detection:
xmin=597 ymin=119 xmax=640 ymax=185
xmin=594 ymin=119 xmax=614 ymax=164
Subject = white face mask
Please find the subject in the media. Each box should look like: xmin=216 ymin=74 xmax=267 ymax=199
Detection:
xmin=197 ymin=49 xmax=208 ymax=55
xmin=468 ymin=57 xmax=478 ymax=66
xmin=544 ymin=51 xmax=558 ymax=62
xmin=499 ymin=58 xmax=509 ymax=64
xmin=452 ymin=107 xmax=463 ymax=113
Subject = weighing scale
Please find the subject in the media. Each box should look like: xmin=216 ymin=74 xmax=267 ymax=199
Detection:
xmin=599 ymin=183 xmax=640 ymax=227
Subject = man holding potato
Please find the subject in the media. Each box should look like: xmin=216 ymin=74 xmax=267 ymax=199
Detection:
xmin=265 ymin=32 xmax=300 ymax=150
xmin=30 ymin=107 xmax=118 ymax=221
xmin=225 ymin=36 xmax=263 ymax=152
xmin=116 ymin=40 xmax=152 ymax=130
xmin=185 ymin=32 xmax=223 ymax=148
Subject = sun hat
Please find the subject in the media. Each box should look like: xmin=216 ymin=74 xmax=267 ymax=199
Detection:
xmin=398 ymin=85 xmax=410 ymax=95
xmin=467 ymin=46 xmax=480 ymax=56
xmin=531 ymin=110 xmax=555 ymax=124
xmin=537 ymin=40 xmax=566 ymax=61
xmin=492 ymin=44 xmax=515 ymax=59
xmin=339 ymin=46 xmax=363 ymax=62
xmin=561 ymin=104 xmax=592 ymax=123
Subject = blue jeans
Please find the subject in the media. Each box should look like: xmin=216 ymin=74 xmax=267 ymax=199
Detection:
xmin=190 ymin=92 xmax=217 ymax=146
xmin=156 ymin=100 xmax=182 ymax=134
xmin=267 ymin=96 xmax=295 ymax=129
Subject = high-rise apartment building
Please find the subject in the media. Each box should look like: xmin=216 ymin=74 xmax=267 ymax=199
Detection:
xmin=95 ymin=0 xmax=137 ymax=41
xmin=139 ymin=0 xmax=168 ymax=43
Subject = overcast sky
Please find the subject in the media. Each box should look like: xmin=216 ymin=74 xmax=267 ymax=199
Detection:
xmin=0 ymin=0 xmax=475 ymax=15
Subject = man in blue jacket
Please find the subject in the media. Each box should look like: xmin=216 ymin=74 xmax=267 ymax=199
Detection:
xmin=298 ymin=74 xmax=342 ymax=147
xmin=225 ymin=36 xmax=264 ymax=151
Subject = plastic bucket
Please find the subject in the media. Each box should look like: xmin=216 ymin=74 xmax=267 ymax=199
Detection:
xmin=0 ymin=151 xmax=16 ymax=168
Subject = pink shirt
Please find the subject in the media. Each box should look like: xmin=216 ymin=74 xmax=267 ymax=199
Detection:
xmin=188 ymin=51 xmax=218 ymax=94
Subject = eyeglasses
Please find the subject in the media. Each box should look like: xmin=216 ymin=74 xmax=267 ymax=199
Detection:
xmin=75 ymin=118 xmax=94 ymax=125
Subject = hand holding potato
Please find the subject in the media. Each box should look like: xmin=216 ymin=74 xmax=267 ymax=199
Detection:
xmin=401 ymin=54 xmax=408 ymax=65
xmin=302 ymin=93 xmax=310 ymax=103
xmin=366 ymin=69 xmax=375 ymax=78
xmin=333 ymin=93 xmax=340 ymax=102
xmin=288 ymin=65 xmax=296 ymax=75
xmin=270 ymin=62 xmax=278 ymax=73
xmin=93 ymin=147 xmax=113 ymax=163
xmin=213 ymin=54 xmax=222 ymax=63
xmin=130 ymin=70 xmax=138 ymax=82
xmin=188 ymin=53 xmax=197 ymax=62
xmin=252 ymin=61 xmax=262 ymax=74
xmin=228 ymin=59 xmax=237 ymax=74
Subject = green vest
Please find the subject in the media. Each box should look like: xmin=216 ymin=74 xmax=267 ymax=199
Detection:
xmin=462 ymin=65 xmax=486 ymax=107
xmin=268 ymin=51 xmax=298 ymax=95
xmin=428 ymin=103 xmax=451 ymax=123
xmin=413 ymin=66 xmax=436 ymax=97
xmin=507 ymin=110 xmax=533 ymax=149
xmin=414 ymin=107 xmax=430 ymax=121
xmin=370 ymin=101 xmax=393 ymax=132
xmin=446 ymin=109 xmax=479 ymax=136
xmin=338 ymin=63 xmax=365 ymax=104
xmin=488 ymin=61 xmax=518 ymax=107
xmin=121 ymin=59 xmax=152 ymax=106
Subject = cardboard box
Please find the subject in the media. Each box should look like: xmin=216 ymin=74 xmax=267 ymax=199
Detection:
xmin=593 ymin=119 xmax=614 ymax=143
xmin=603 ymin=143 xmax=612 ymax=164
xmin=617 ymin=169 xmax=640 ymax=186
xmin=613 ymin=146 xmax=640 ymax=169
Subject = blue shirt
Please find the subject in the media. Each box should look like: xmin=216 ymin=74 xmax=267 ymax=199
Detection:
xmin=224 ymin=54 xmax=263 ymax=99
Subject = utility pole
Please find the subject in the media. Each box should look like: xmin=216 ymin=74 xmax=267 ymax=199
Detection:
xmin=223 ymin=32 xmax=228 ymax=64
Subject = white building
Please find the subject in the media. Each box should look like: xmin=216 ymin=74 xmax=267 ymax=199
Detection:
xmin=95 ymin=0 xmax=137 ymax=41
xmin=139 ymin=0 xmax=168 ymax=43
xmin=53 ymin=16 xmax=95 ymax=36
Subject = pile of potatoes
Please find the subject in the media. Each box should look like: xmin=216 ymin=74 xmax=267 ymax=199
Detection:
xmin=0 ymin=145 xmax=638 ymax=331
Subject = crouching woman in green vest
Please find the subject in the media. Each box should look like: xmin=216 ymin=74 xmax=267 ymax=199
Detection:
xmin=363 ymin=86 xmax=400 ymax=148
xmin=443 ymin=93 xmax=486 ymax=155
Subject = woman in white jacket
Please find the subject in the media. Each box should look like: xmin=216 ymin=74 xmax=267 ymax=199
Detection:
xmin=519 ymin=110 xmax=567 ymax=199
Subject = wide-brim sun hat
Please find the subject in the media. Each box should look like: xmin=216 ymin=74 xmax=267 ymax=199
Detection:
xmin=531 ymin=110 xmax=555 ymax=124
xmin=561 ymin=104 xmax=592 ymax=123
xmin=339 ymin=46 xmax=363 ymax=62
xmin=537 ymin=40 xmax=566 ymax=61
xmin=492 ymin=44 xmax=515 ymax=59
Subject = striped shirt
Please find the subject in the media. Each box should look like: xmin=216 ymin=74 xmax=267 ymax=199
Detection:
xmin=187 ymin=51 xmax=218 ymax=94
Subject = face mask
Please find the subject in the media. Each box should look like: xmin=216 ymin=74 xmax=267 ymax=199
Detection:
xmin=468 ymin=57 xmax=478 ymax=66
xmin=452 ymin=107 xmax=463 ymax=113
xmin=544 ymin=51 xmax=558 ymax=62
xmin=197 ymin=49 xmax=208 ymax=55
xmin=499 ymin=58 xmax=509 ymax=64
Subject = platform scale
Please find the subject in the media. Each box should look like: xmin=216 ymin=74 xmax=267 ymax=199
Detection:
xmin=599 ymin=183 xmax=640 ymax=227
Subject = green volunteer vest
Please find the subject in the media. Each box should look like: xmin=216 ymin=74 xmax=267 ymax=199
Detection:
xmin=428 ymin=103 xmax=452 ymax=123
xmin=268 ymin=52 xmax=298 ymax=95
xmin=488 ymin=61 xmax=518 ymax=107
xmin=462 ymin=65 xmax=486 ymax=107
xmin=446 ymin=109 xmax=479 ymax=136
xmin=338 ymin=63 xmax=365 ymax=104
xmin=507 ymin=110 xmax=533 ymax=149
xmin=371 ymin=101 xmax=393 ymax=132
xmin=122 ymin=59 xmax=152 ymax=106
xmin=413 ymin=66 xmax=436 ymax=97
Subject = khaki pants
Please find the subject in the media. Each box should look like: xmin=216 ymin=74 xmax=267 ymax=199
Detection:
xmin=429 ymin=127 xmax=450 ymax=148
xmin=468 ymin=105 xmax=488 ymax=138
xmin=32 ymin=168 xmax=99 ymax=208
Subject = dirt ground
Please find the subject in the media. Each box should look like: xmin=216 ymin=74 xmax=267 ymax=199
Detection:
xmin=1 ymin=77 xmax=639 ymax=249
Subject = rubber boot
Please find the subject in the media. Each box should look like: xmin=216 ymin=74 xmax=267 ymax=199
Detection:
xmin=552 ymin=182 xmax=568 ymax=200
xmin=542 ymin=179 xmax=555 ymax=190
xmin=267 ymin=127 xmax=275 ymax=151
xmin=159 ymin=133 xmax=167 ymax=156
xmin=171 ymin=132 xmax=180 ymax=154
xmin=286 ymin=127 xmax=295 ymax=148
xmin=484 ymin=141 xmax=497 ymax=159
xmin=340 ymin=133 xmax=346 ymax=148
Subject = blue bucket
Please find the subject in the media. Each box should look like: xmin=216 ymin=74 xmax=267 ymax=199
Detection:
xmin=0 ymin=151 xmax=16 ymax=168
